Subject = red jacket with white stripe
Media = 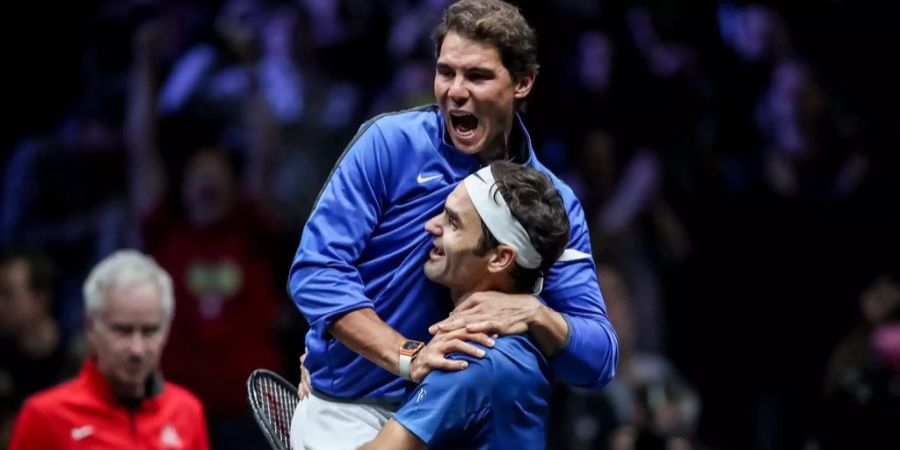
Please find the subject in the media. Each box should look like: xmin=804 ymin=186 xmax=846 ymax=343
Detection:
xmin=9 ymin=359 xmax=210 ymax=450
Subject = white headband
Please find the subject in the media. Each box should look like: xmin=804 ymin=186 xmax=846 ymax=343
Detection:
xmin=463 ymin=165 xmax=543 ymax=273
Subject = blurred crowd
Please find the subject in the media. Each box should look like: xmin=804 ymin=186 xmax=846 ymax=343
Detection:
xmin=1 ymin=0 xmax=898 ymax=449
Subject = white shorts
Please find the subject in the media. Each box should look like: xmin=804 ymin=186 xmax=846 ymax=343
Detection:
xmin=290 ymin=392 xmax=399 ymax=450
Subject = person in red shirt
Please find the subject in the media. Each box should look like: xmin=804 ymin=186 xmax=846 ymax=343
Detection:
xmin=126 ymin=22 xmax=286 ymax=443
xmin=8 ymin=250 xmax=210 ymax=450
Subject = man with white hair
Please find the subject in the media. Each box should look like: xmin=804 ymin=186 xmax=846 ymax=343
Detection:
xmin=9 ymin=250 xmax=210 ymax=450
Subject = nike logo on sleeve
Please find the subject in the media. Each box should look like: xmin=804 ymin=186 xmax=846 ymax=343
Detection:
xmin=417 ymin=173 xmax=442 ymax=184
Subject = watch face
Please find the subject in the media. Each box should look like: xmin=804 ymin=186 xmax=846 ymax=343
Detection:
xmin=403 ymin=341 xmax=421 ymax=350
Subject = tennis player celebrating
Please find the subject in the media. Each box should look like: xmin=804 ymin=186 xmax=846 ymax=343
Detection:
xmin=290 ymin=1 xmax=618 ymax=448
xmin=360 ymin=161 xmax=569 ymax=449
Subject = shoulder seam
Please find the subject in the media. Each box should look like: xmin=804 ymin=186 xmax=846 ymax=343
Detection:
xmin=309 ymin=104 xmax=437 ymax=209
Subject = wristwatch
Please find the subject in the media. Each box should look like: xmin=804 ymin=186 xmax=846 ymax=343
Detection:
xmin=398 ymin=340 xmax=425 ymax=381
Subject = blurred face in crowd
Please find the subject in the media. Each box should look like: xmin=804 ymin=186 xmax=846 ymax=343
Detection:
xmin=719 ymin=3 xmax=787 ymax=62
xmin=424 ymin=183 xmax=508 ymax=298
xmin=216 ymin=0 xmax=266 ymax=58
xmin=87 ymin=281 xmax=170 ymax=398
xmin=435 ymin=31 xmax=534 ymax=161
xmin=0 ymin=259 xmax=46 ymax=336
xmin=182 ymin=148 xmax=238 ymax=227
xmin=861 ymin=277 xmax=900 ymax=325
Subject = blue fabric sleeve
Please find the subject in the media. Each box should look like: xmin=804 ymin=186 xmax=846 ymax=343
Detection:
xmin=393 ymin=354 xmax=490 ymax=444
xmin=288 ymin=122 xmax=390 ymax=339
xmin=541 ymin=195 xmax=619 ymax=389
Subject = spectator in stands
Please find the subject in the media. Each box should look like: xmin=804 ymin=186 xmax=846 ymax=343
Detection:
xmin=599 ymin=265 xmax=699 ymax=442
xmin=754 ymin=59 xmax=865 ymax=202
xmin=821 ymin=274 xmax=900 ymax=449
xmin=126 ymin=19 xmax=285 ymax=450
xmin=0 ymin=251 xmax=69 ymax=447
xmin=8 ymin=250 xmax=210 ymax=450
xmin=549 ymin=264 xmax=699 ymax=450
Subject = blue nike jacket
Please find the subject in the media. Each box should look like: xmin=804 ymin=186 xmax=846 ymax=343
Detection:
xmin=289 ymin=104 xmax=618 ymax=400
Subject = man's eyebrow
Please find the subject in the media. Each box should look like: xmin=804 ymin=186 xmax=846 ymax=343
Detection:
xmin=466 ymin=67 xmax=495 ymax=77
xmin=445 ymin=206 xmax=463 ymax=228
xmin=436 ymin=62 xmax=495 ymax=75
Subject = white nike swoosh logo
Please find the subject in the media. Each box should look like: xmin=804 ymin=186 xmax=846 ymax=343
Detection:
xmin=71 ymin=425 xmax=94 ymax=441
xmin=417 ymin=173 xmax=442 ymax=184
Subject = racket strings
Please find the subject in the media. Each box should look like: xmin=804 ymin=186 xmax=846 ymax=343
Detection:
xmin=251 ymin=371 xmax=299 ymax=449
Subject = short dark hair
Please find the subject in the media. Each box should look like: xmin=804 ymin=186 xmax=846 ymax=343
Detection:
xmin=0 ymin=250 xmax=56 ymax=297
xmin=473 ymin=161 xmax=570 ymax=293
xmin=433 ymin=0 xmax=540 ymax=82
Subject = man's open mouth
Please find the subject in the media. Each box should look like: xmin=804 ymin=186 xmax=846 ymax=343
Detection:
xmin=430 ymin=245 xmax=445 ymax=259
xmin=449 ymin=111 xmax=479 ymax=139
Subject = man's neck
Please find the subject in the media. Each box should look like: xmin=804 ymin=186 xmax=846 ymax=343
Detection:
xmin=481 ymin=117 xmax=527 ymax=164
xmin=110 ymin=379 xmax=147 ymax=402
xmin=449 ymin=277 xmax=513 ymax=306
xmin=476 ymin=139 xmax=509 ymax=164
xmin=449 ymin=288 xmax=468 ymax=306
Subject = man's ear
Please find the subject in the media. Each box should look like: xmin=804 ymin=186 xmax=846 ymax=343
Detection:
xmin=513 ymin=71 xmax=535 ymax=100
xmin=487 ymin=245 xmax=517 ymax=274
xmin=84 ymin=314 xmax=98 ymax=346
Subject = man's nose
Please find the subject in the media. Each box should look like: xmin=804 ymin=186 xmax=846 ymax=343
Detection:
xmin=425 ymin=215 xmax=442 ymax=235
xmin=448 ymin=77 xmax=468 ymax=104
xmin=128 ymin=332 xmax=147 ymax=355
